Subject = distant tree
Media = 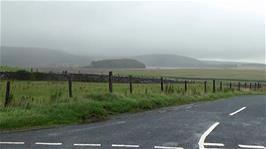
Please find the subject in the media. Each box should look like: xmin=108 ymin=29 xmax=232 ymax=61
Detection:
xmin=15 ymin=70 xmax=31 ymax=80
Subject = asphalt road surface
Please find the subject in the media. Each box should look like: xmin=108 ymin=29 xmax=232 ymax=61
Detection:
xmin=0 ymin=95 xmax=265 ymax=149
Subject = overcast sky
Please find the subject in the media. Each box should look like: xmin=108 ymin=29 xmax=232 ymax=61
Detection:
xmin=1 ymin=0 xmax=265 ymax=63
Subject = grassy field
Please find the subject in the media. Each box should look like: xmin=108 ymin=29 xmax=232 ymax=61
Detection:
xmin=115 ymin=69 xmax=266 ymax=81
xmin=0 ymin=65 xmax=26 ymax=72
xmin=2 ymin=65 xmax=264 ymax=81
xmin=0 ymin=80 xmax=265 ymax=131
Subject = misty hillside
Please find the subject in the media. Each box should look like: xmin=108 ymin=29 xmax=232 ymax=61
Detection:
xmin=1 ymin=46 xmax=265 ymax=69
xmin=90 ymin=59 xmax=146 ymax=69
xmin=133 ymin=54 xmax=266 ymax=68
xmin=0 ymin=46 xmax=91 ymax=67
xmin=133 ymin=54 xmax=203 ymax=67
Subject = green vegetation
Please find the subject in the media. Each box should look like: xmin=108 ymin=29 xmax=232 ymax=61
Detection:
xmin=0 ymin=80 xmax=265 ymax=131
xmin=90 ymin=59 xmax=146 ymax=69
xmin=115 ymin=69 xmax=266 ymax=81
xmin=0 ymin=65 xmax=25 ymax=72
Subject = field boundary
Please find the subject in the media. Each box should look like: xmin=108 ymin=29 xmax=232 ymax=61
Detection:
xmin=1 ymin=71 xmax=266 ymax=83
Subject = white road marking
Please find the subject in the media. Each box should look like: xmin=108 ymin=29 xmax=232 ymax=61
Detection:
xmin=239 ymin=144 xmax=266 ymax=149
xmin=0 ymin=142 xmax=25 ymax=145
xmin=204 ymin=143 xmax=224 ymax=147
xmin=154 ymin=146 xmax=184 ymax=149
xmin=198 ymin=122 xmax=220 ymax=149
xmin=204 ymin=148 xmax=228 ymax=149
xmin=229 ymin=107 xmax=246 ymax=116
xmin=112 ymin=144 xmax=140 ymax=148
xmin=35 ymin=142 xmax=62 ymax=145
xmin=73 ymin=143 xmax=101 ymax=147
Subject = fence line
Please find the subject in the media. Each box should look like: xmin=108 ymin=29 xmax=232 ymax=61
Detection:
xmin=1 ymin=71 xmax=266 ymax=83
xmin=1 ymin=71 xmax=265 ymax=104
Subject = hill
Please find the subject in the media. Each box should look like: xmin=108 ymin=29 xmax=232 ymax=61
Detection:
xmin=0 ymin=46 xmax=91 ymax=67
xmin=133 ymin=54 xmax=265 ymax=69
xmin=1 ymin=47 xmax=264 ymax=69
xmin=133 ymin=54 xmax=203 ymax=68
xmin=90 ymin=59 xmax=146 ymax=69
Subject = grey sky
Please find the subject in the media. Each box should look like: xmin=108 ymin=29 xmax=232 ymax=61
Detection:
xmin=1 ymin=0 xmax=265 ymax=63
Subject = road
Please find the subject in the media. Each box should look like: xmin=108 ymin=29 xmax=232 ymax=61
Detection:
xmin=0 ymin=95 xmax=265 ymax=149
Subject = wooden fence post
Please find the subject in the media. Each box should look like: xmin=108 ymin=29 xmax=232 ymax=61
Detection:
xmin=4 ymin=81 xmax=11 ymax=107
xmin=68 ymin=75 xmax=72 ymax=98
xmin=129 ymin=75 xmax=133 ymax=94
xmin=109 ymin=71 xmax=113 ymax=93
xmin=204 ymin=81 xmax=207 ymax=93
xmin=185 ymin=80 xmax=187 ymax=92
xmin=213 ymin=80 xmax=216 ymax=93
xmin=220 ymin=81 xmax=222 ymax=91
xmin=160 ymin=77 xmax=164 ymax=92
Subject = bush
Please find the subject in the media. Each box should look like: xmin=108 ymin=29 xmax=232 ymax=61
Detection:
xmin=14 ymin=70 xmax=31 ymax=80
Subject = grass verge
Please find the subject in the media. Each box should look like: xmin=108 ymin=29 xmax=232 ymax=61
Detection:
xmin=0 ymin=90 xmax=265 ymax=131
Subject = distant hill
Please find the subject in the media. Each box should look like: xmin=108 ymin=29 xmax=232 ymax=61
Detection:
xmin=133 ymin=54 xmax=266 ymax=69
xmin=0 ymin=46 xmax=91 ymax=67
xmin=90 ymin=59 xmax=146 ymax=69
xmin=133 ymin=54 xmax=203 ymax=68
xmin=1 ymin=46 xmax=264 ymax=69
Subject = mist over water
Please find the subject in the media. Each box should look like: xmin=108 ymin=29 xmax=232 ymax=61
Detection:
xmin=199 ymin=58 xmax=266 ymax=64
